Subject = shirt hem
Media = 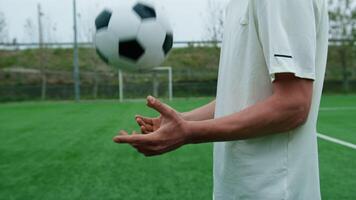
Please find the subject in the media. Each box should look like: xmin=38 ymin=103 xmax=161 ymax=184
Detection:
xmin=269 ymin=67 xmax=315 ymax=82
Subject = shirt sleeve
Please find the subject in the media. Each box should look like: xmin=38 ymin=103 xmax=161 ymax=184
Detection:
xmin=256 ymin=0 xmax=317 ymax=81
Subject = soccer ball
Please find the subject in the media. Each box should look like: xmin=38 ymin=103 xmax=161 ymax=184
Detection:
xmin=94 ymin=0 xmax=173 ymax=71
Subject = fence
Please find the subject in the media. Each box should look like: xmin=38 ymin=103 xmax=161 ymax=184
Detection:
xmin=1 ymin=39 xmax=354 ymax=50
xmin=0 ymin=40 xmax=355 ymax=102
xmin=0 ymin=70 xmax=218 ymax=102
xmin=1 ymin=68 xmax=356 ymax=102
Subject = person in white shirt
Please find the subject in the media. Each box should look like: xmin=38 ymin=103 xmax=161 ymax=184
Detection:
xmin=114 ymin=0 xmax=329 ymax=199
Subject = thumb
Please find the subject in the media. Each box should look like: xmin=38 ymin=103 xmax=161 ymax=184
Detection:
xmin=146 ymin=96 xmax=175 ymax=118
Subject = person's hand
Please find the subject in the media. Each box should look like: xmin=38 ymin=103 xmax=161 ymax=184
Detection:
xmin=113 ymin=96 xmax=191 ymax=157
xmin=135 ymin=115 xmax=161 ymax=134
xmin=135 ymin=103 xmax=180 ymax=134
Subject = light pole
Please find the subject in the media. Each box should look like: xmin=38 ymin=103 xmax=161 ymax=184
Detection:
xmin=73 ymin=0 xmax=80 ymax=101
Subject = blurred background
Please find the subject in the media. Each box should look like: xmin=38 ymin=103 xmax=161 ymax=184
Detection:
xmin=0 ymin=0 xmax=355 ymax=200
xmin=0 ymin=0 xmax=354 ymax=101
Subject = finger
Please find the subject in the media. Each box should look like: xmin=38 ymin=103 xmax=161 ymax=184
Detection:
xmin=146 ymin=96 xmax=175 ymax=118
xmin=137 ymin=119 xmax=154 ymax=132
xmin=113 ymin=134 xmax=140 ymax=144
xmin=115 ymin=130 xmax=154 ymax=143
xmin=113 ymin=130 xmax=129 ymax=142
xmin=136 ymin=117 xmax=153 ymax=132
xmin=136 ymin=117 xmax=143 ymax=127
xmin=136 ymin=118 xmax=149 ymax=128
xmin=135 ymin=115 xmax=154 ymax=125
xmin=141 ymin=126 xmax=151 ymax=134
xmin=141 ymin=126 xmax=147 ymax=134
xmin=118 ymin=130 xmax=129 ymax=136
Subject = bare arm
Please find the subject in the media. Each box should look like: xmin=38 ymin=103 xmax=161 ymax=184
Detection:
xmin=135 ymin=100 xmax=215 ymax=134
xmin=182 ymin=100 xmax=216 ymax=121
xmin=115 ymin=74 xmax=313 ymax=156
xmin=188 ymin=74 xmax=313 ymax=143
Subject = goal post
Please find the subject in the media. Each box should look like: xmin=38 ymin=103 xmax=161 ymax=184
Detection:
xmin=118 ymin=66 xmax=173 ymax=102
xmin=153 ymin=67 xmax=173 ymax=101
xmin=118 ymin=69 xmax=124 ymax=102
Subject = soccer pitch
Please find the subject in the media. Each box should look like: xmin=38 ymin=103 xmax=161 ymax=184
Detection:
xmin=0 ymin=95 xmax=355 ymax=200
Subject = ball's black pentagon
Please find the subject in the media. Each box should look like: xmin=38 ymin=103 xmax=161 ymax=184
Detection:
xmin=96 ymin=48 xmax=109 ymax=64
xmin=133 ymin=3 xmax=156 ymax=20
xmin=95 ymin=10 xmax=112 ymax=30
xmin=119 ymin=39 xmax=145 ymax=61
xmin=163 ymin=33 xmax=173 ymax=55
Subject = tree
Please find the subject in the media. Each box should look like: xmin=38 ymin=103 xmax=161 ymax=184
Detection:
xmin=205 ymin=0 xmax=225 ymax=45
xmin=329 ymin=0 xmax=356 ymax=92
xmin=0 ymin=12 xmax=8 ymax=43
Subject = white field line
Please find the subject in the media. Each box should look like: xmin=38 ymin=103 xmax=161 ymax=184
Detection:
xmin=317 ymin=133 xmax=356 ymax=150
xmin=318 ymin=106 xmax=356 ymax=149
xmin=320 ymin=106 xmax=356 ymax=111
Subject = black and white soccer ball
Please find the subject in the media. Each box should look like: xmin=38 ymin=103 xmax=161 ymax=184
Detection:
xmin=94 ymin=0 xmax=173 ymax=70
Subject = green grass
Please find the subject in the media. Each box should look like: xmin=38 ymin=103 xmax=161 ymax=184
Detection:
xmin=319 ymin=95 xmax=356 ymax=144
xmin=0 ymin=47 xmax=221 ymax=73
xmin=0 ymin=96 xmax=355 ymax=200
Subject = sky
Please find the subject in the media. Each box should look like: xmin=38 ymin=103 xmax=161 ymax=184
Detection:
xmin=0 ymin=0 xmax=228 ymax=43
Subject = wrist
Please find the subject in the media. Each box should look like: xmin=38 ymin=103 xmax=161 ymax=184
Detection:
xmin=183 ymin=121 xmax=199 ymax=144
xmin=181 ymin=112 xmax=191 ymax=121
xmin=184 ymin=120 xmax=219 ymax=144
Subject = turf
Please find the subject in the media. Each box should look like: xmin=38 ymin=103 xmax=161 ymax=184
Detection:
xmin=318 ymin=95 xmax=356 ymax=144
xmin=0 ymin=96 xmax=355 ymax=200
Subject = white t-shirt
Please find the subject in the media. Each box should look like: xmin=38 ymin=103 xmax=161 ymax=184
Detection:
xmin=214 ymin=0 xmax=329 ymax=199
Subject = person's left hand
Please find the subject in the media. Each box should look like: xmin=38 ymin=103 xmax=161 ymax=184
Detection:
xmin=113 ymin=96 xmax=191 ymax=157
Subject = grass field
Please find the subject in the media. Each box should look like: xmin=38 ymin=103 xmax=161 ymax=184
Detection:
xmin=0 ymin=95 xmax=355 ymax=200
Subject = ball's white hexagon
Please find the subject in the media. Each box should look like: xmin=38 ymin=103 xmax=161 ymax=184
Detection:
xmin=136 ymin=0 xmax=155 ymax=10
xmin=95 ymin=30 xmax=118 ymax=61
xmin=111 ymin=55 xmax=137 ymax=70
xmin=109 ymin=1 xmax=141 ymax=40
xmin=136 ymin=20 xmax=166 ymax=68
xmin=137 ymin=49 xmax=165 ymax=68
xmin=137 ymin=20 xmax=166 ymax=50
xmin=156 ymin=8 xmax=173 ymax=33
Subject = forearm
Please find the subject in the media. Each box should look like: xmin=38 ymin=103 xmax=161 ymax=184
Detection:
xmin=187 ymin=95 xmax=308 ymax=143
xmin=182 ymin=100 xmax=216 ymax=121
xmin=117 ymin=74 xmax=313 ymax=157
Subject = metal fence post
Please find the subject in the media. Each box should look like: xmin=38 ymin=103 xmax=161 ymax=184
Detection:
xmin=118 ymin=69 xmax=123 ymax=102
